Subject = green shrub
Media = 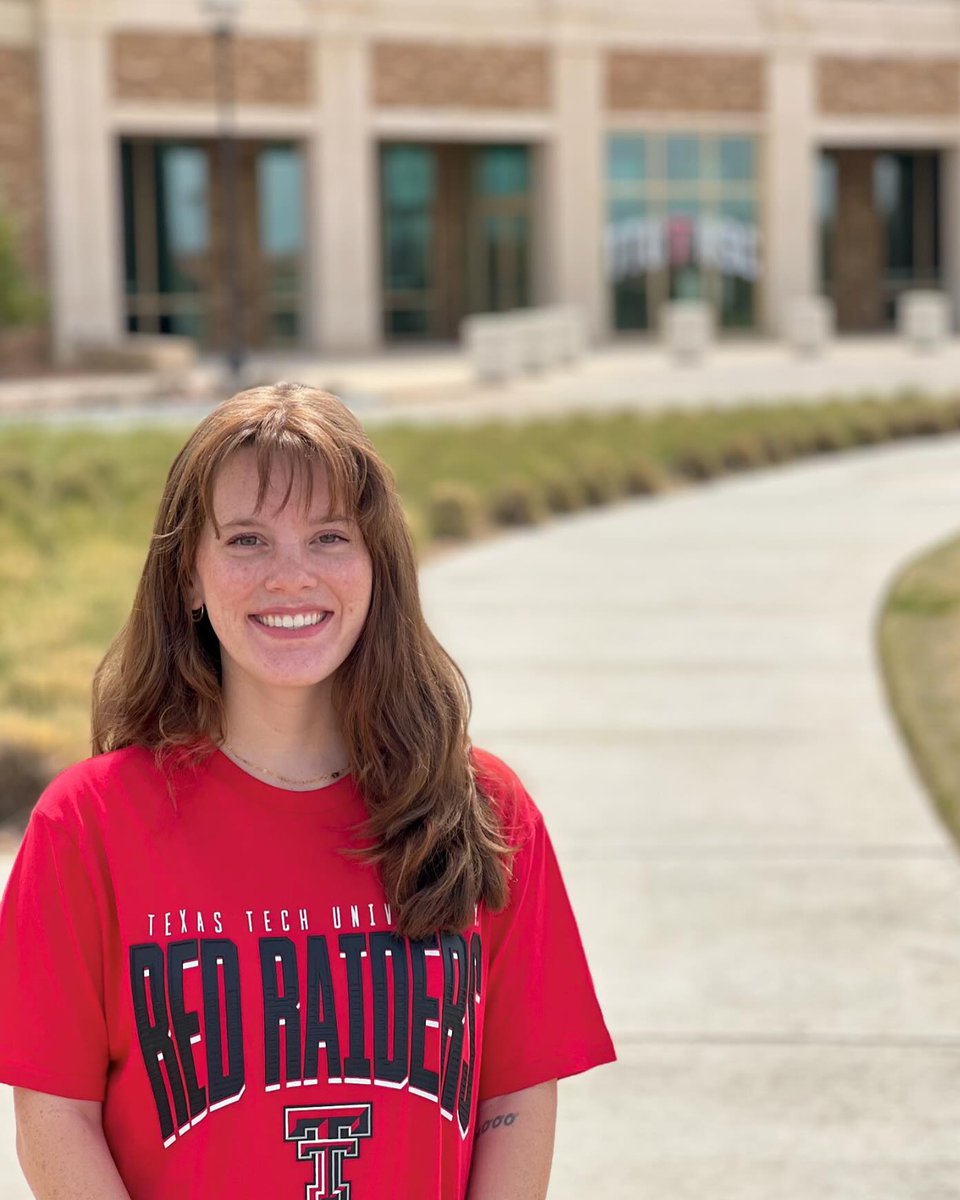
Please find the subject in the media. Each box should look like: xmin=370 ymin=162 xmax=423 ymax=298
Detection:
xmin=489 ymin=478 xmax=549 ymax=527
xmin=0 ymin=739 xmax=55 ymax=827
xmin=910 ymin=401 xmax=958 ymax=437
xmin=427 ymin=481 xmax=484 ymax=540
xmin=720 ymin=434 xmax=769 ymax=472
xmin=669 ymin=446 xmax=726 ymax=481
xmin=574 ymin=454 xmax=623 ymax=506
xmin=623 ymin=456 xmax=669 ymax=496
xmin=846 ymin=406 xmax=892 ymax=445
xmin=539 ymin=472 xmax=588 ymax=514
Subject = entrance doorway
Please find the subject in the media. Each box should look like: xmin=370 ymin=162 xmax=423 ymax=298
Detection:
xmin=819 ymin=148 xmax=941 ymax=332
xmin=120 ymin=137 xmax=306 ymax=350
xmin=379 ymin=142 xmax=534 ymax=340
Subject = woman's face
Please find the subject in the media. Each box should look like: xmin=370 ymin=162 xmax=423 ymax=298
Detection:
xmin=188 ymin=447 xmax=373 ymax=699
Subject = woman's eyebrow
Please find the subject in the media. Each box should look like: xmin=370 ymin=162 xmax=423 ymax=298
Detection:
xmin=221 ymin=513 xmax=350 ymax=527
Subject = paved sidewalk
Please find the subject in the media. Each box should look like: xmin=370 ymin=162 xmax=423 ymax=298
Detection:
xmin=8 ymin=335 xmax=960 ymax=429
xmin=5 ymin=436 xmax=960 ymax=1195
xmin=417 ymin=434 xmax=960 ymax=1198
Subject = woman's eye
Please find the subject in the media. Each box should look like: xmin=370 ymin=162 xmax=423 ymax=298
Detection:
xmin=229 ymin=534 xmax=259 ymax=547
xmin=317 ymin=533 xmax=346 ymax=544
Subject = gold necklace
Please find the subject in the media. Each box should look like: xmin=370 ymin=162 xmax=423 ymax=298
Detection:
xmin=222 ymin=744 xmax=349 ymax=787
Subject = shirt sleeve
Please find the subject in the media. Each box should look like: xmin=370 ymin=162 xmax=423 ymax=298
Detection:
xmin=0 ymin=805 xmax=110 ymax=1101
xmin=476 ymin=758 xmax=617 ymax=1101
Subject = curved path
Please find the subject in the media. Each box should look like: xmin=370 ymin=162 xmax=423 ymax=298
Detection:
xmin=4 ymin=435 xmax=960 ymax=1196
xmin=419 ymin=434 xmax=960 ymax=1200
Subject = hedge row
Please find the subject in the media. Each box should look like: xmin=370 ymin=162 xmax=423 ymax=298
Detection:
xmin=421 ymin=392 xmax=960 ymax=542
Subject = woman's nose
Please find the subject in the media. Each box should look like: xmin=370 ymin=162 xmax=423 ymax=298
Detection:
xmin=264 ymin=547 xmax=318 ymax=589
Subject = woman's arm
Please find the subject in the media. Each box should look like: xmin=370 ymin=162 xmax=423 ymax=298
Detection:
xmin=14 ymin=1088 xmax=132 ymax=1200
xmin=466 ymin=1078 xmax=558 ymax=1200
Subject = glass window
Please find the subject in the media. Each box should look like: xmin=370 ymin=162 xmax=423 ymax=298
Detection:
xmin=608 ymin=136 xmax=646 ymax=183
xmin=476 ymin=146 xmax=530 ymax=197
xmin=718 ymin=137 xmax=755 ymax=183
xmin=121 ymin=141 xmax=137 ymax=295
xmin=155 ymin=143 xmax=209 ymax=294
xmin=666 ymin=135 xmax=700 ymax=182
xmin=383 ymin=146 xmax=435 ymax=207
xmin=257 ymin=146 xmax=303 ymax=259
xmin=606 ymin=132 xmax=759 ymax=332
xmin=159 ymin=145 xmax=209 ymax=258
xmin=381 ymin=145 xmax=436 ymax=297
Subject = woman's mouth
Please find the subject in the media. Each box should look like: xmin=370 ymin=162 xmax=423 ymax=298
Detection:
xmin=249 ymin=611 xmax=332 ymax=637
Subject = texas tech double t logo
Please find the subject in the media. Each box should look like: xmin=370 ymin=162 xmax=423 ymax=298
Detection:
xmin=284 ymin=1104 xmax=373 ymax=1200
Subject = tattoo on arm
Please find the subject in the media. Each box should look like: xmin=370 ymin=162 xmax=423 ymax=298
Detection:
xmin=476 ymin=1111 xmax=519 ymax=1137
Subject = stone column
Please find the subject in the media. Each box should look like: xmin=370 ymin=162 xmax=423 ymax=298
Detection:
xmin=940 ymin=145 xmax=960 ymax=333
xmin=764 ymin=46 xmax=818 ymax=337
xmin=39 ymin=0 xmax=122 ymax=362
xmin=309 ymin=29 xmax=379 ymax=354
xmin=832 ymin=149 xmax=883 ymax=331
xmin=545 ymin=41 xmax=606 ymax=344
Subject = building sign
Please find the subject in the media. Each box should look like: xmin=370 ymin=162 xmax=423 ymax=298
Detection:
xmin=606 ymin=214 xmax=760 ymax=282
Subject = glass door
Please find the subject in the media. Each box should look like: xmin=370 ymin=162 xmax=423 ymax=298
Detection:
xmin=121 ymin=137 xmax=306 ymax=349
xmin=467 ymin=146 xmax=531 ymax=313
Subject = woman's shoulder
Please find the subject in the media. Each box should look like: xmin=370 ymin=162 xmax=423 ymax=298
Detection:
xmin=31 ymin=744 xmax=161 ymax=829
xmin=468 ymin=745 xmax=543 ymax=844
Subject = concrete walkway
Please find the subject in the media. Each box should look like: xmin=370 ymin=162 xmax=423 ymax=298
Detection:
xmin=417 ymin=433 xmax=960 ymax=1199
xmin=5 ymin=435 xmax=960 ymax=1194
xmin=8 ymin=335 xmax=960 ymax=429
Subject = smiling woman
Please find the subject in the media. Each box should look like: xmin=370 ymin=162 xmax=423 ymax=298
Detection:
xmin=0 ymin=383 xmax=616 ymax=1200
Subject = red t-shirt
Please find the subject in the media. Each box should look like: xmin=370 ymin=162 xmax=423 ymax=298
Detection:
xmin=0 ymin=744 xmax=615 ymax=1198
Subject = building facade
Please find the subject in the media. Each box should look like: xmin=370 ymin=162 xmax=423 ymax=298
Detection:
xmin=2 ymin=0 xmax=960 ymax=364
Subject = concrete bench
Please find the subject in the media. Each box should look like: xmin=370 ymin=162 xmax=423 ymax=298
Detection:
xmin=786 ymin=296 xmax=834 ymax=356
xmin=460 ymin=305 xmax=585 ymax=383
xmin=74 ymin=333 xmax=198 ymax=374
xmin=661 ymin=300 xmax=713 ymax=364
xmin=897 ymin=290 xmax=952 ymax=351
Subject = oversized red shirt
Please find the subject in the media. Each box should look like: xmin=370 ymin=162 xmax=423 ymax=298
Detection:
xmin=0 ymin=744 xmax=615 ymax=1198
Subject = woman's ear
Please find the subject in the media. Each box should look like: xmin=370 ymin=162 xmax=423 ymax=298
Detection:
xmin=188 ymin=569 xmax=203 ymax=612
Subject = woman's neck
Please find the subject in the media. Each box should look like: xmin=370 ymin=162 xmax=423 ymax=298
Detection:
xmin=220 ymin=679 xmax=349 ymax=783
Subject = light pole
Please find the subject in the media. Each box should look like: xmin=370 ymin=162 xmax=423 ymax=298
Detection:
xmin=203 ymin=0 xmax=244 ymax=378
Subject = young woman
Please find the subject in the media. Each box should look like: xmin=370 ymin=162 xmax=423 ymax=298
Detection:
xmin=0 ymin=383 xmax=615 ymax=1198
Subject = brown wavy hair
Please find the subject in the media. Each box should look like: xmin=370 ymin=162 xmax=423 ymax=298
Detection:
xmin=91 ymin=382 xmax=513 ymax=938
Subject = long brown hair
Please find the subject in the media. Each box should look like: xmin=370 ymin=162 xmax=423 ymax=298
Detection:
xmin=91 ymin=383 xmax=513 ymax=938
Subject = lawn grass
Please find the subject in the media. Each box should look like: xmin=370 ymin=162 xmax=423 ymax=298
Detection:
xmin=2 ymin=388 xmax=959 ymax=794
xmin=876 ymin=533 xmax=960 ymax=853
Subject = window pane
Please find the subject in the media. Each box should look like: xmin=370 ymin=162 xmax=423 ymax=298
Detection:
xmin=155 ymin=144 xmax=209 ymax=294
xmin=387 ymin=309 xmax=429 ymax=335
xmin=666 ymin=135 xmax=699 ymax=182
xmin=383 ymin=146 xmax=435 ymax=207
xmin=386 ymin=212 xmax=432 ymax=290
xmin=476 ymin=146 xmax=530 ymax=196
xmin=608 ymin=136 xmax=646 ymax=183
xmin=257 ymin=146 xmax=304 ymax=258
xmin=159 ymin=146 xmax=209 ymax=257
xmin=718 ymin=137 xmax=755 ymax=182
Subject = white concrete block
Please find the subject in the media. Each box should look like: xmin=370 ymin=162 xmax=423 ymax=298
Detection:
xmin=662 ymin=300 xmax=714 ymax=364
xmin=74 ymin=333 xmax=198 ymax=374
xmin=897 ymin=289 xmax=952 ymax=351
xmin=785 ymin=295 xmax=834 ymax=356
xmin=461 ymin=315 xmax=524 ymax=383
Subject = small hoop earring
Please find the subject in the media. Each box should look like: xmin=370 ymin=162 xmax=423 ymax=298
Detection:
xmin=191 ymin=603 xmax=206 ymax=623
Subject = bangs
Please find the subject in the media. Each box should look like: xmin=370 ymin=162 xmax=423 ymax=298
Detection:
xmin=200 ymin=429 xmax=366 ymax=539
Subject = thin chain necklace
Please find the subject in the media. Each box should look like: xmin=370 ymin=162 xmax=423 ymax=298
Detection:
xmin=222 ymin=743 xmax=349 ymax=788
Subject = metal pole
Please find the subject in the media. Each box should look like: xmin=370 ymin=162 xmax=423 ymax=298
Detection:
xmin=214 ymin=23 xmax=244 ymax=378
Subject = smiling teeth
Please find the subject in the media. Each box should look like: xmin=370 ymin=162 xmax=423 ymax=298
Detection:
xmin=254 ymin=612 xmax=327 ymax=629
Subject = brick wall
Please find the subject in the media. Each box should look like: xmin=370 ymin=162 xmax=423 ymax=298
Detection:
xmin=607 ymin=51 xmax=765 ymax=112
xmin=113 ymin=32 xmax=313 ymax=106
xmin=373 ymin=41 xmax=549 ymax=109
xmin=819 ymin=56 xmax=959 ymax=116
xmin=831 ymin=150 xmax=884 ymax=331
xmin=0 ymin=44 xmax=48 ymax=369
